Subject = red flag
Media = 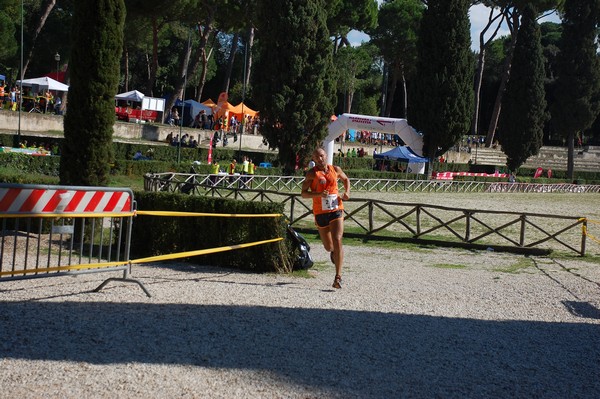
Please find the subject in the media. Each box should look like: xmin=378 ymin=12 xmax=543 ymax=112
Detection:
xmin=208 ymin=136 xmax=213 ymax=165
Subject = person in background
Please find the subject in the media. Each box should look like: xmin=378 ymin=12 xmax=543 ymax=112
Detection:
xmin=227 ymin=158 xmax=237 ymax=184
xmin=53 ymin=95 xmax=62 ymax=115
xmin=9 ymin=87 xmax=17 ymax=111
xmin=228 ymin=159 xmax=237 ymax=174
xmin=247 ymin=159 xmax=255 ymax=188
xmin=241 ymin=156 xmax=250 ymax=188
xmin=210 ymin=160 xmax=220 ymax=186
xmin=301 ymin=147 xmax=351 ymax=289
xmin=0 ymin=81 xmax=5 ymax=109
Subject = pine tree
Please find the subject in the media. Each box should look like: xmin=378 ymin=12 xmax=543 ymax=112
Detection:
xmin=498 ymin=5 xmax=547 ymax=172
xmin=60 ymin=0 xmax=126 ymax=186
xmin=550 ymin=0 xmax=600 ymax=179
xmin=253 ymin=0 xmax=337 ymax=174
xmin=409 ymin=0 xmax=474 ymax=162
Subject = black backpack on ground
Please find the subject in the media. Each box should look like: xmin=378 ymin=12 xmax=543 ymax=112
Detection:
xmin=287 ymin=225 xmax=314 ymax=270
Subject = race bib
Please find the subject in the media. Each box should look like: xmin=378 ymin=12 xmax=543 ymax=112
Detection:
xmin=321 ymin=194 xmax=339 ymax=211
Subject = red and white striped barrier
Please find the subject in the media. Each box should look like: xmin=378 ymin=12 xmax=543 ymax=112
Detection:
xmin=0 ymin=185 xmax=133 ymax=215
xmin=432 ymin=172 xmax=454 ymax=180
xmin=433 ymin=171 xmax=508 ymax=180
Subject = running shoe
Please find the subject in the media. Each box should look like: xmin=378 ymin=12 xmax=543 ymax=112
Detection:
xmin=332 ymin=275 xmax=342 ymax=289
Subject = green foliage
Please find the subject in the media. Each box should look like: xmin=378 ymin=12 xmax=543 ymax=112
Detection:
xmin=334 ymin=45 xmax=374 ymax=113
xmin=60 ymin=0 xmax=126 ymax=187
xmin=131 ymin=191 xmax=294 ymax=273
xmin=328 ymin=0 xmax=378 ymax=37
xmin=253 ymin=0 xmax=337 ymax=174
xmin=368 ymin=0 xmax=424 ymax=116
xmin=551 ymin=0 xmax=600 ymax=139
xmin=0 ymin=153 xmax=60 ymax=175
xmin=498 ymin=5 xmax=547 ymax=171
xmin=410 ymin=0 xmax=474 ymax=161
xmin=0 ymin=5 xmax=17 ymax=62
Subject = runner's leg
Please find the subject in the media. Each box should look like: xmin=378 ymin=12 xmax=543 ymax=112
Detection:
xmin=317 ymin=226 xmax=333 ymax=253
xmin=329 ymin=217 xmax=344 ymax=278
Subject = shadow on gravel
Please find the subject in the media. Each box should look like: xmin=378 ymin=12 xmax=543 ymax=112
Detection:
xmin=1 ymin=302 xmax=599 ymax=398
xmin=562 ymin=300 xmax=600 ymax=319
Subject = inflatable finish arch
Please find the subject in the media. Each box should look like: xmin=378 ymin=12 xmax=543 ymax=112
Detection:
xmin=325 ymin=113 xmax=424 ymax=165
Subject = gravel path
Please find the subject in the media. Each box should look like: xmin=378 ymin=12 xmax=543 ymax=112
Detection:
xmin=1 ymin=241 xmax=599 ymax=398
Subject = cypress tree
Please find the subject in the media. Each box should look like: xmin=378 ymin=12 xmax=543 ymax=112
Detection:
xmin=253 ymin=0 xmax=337 ymax=174
xmin=550 ymin=0 xmax=600 ymax=179
xmin=409 ymin=0 xmax=474 ymax=162
xmin=498 ymin=5 xmax=547 ymax=172
xmin=60 ymin=0 xmax=126 ymax=186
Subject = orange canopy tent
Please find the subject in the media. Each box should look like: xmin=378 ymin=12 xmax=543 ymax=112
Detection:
xmin=232 ymin=102 xmax=258 ymax=118
xmin=213 ymin=101 xmax=238 ymax=119
xmin=202 ymin=99 xmax=216 ymax=107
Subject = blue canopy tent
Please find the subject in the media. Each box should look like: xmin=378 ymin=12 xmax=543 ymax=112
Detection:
xmin=174 ymin=99 xmax=213 ymax=127
xmin=0 ymin=74 xmax=6 ymax=82
xmin=373 ymin=146 xmax=428 ymax=162
xmin=373 ymin=146 xmax=429 ymax=175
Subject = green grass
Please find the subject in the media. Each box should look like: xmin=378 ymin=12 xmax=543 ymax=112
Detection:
xmin=545 ymin=252 xmax=600 ymax=266
xmin=493 ymin=257 xmax=534 ymax=274
xmin=291 ymin=261 xmax=330 ymax=278
xmin=107 ymin=174 xmax=144 ymax=191
xmin=431 ymin=263 xmax=467 ymax=269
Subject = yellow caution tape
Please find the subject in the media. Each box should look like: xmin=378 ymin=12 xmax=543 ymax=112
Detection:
xmin=130 ymin=237 xmax=284 ymax=264
xmin=0 ymin=237 xmax=283 ymax=277
xmin=0 ymin=211 xmax=283 ymax=219
xmin=582 ymin=224 xmax=600 ymax=245
xmin=135 ymin=210 xmax=283 ymax=218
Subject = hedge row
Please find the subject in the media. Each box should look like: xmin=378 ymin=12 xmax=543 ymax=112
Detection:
xmin=131 ymin=191 xmax=295 ymax=273
xmin=0 ymin=133 xmax=280 ymax=166
xmin=2 ymin=133 xmax=599 ymax=182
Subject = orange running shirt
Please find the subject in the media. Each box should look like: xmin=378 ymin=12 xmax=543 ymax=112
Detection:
xmin=310 ymin=164 xmax=344 ymax=215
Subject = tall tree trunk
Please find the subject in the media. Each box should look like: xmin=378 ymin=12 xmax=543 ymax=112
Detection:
xmin=400 ymin=67 xmax=407 ymax=118
xmin=345 ymin=91 xmax=353 ymax=113
xmin=472 ymin=48 xmax=486 ymax=136
xmin=244 ymin=26 xmax=255 ymax=90
xmin=384 ymin=63 xmax=400 ymax=117
xmin=195 ymin=24 xmax=216 ymax=102
xmin=164 ymin=33 xmax=193 ymax=117
xmin=485 ymin=10 xmax=519 ymax=147
xmin=195 ymin=46 xmax=214 ymax=102
xmin=221 ymin=32 xmax=240 ymax=94
xmin=472 ymin=7 xmax=505 ymax=138
xmin=22 ymin=0 xmax=57 ymax=77
xmin=166 ymin=7 xmax=217 ymax=114
xmin=146 ymin=17 xmax=159 ymax=96
xmin=123 ymin=46 xmax=129 ymax=92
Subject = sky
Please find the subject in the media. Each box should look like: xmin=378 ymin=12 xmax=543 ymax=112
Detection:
xmin=346 ymin=4 xmax=561 ymax=51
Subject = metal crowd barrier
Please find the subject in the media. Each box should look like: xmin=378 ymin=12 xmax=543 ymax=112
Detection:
xmin=0 ymin=183 xmax=149 ymax=296
xmin=144 ymin=173 xmax=600 ymax=194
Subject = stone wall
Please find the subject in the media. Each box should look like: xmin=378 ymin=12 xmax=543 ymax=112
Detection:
xmin=0 ymin=110 xmax=271 ymax=151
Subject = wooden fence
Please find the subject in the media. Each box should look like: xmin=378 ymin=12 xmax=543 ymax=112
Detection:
xmin=143 ymin=174 xmax=592 ymax=256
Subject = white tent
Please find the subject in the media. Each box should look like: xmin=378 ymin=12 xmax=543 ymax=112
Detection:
xmin=16 ymin=76 xmax=69 ymax=92
xmin=115 ymin=90 xmax=145 ymax=102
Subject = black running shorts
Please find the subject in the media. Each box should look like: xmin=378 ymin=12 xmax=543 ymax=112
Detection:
xmin=314 ymin=210 xmax=343 ymax=228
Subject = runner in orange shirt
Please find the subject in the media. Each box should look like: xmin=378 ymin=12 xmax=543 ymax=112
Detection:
xmin=301 ymin=147 xmax=350 ymax=289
